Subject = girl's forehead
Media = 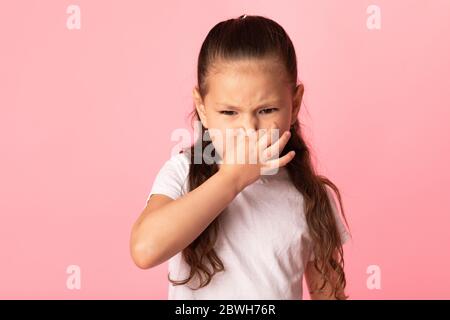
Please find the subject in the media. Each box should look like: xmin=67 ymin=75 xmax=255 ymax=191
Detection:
xmin=210 ymin=57 xmax=285 ymax=78
xmin=205 ymin=59 xmax=290 ymax=101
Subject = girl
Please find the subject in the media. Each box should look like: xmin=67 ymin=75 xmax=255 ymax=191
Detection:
xmin=130 ymin=14 xmax=351 ymax=300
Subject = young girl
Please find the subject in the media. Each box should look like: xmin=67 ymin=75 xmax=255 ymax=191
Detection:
xmin=130 ymin=14 xmax=351 ymax=300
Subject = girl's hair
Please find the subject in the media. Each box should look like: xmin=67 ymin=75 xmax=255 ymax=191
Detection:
xmin=168 ymin=14 xmax=351 ymax=299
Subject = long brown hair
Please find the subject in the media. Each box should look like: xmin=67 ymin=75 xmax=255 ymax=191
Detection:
xmin=168 ymin=14 xmax=351 ymax=299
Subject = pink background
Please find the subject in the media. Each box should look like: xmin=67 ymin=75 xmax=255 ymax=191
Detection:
xmin=1 ymin=0 xmax=449 ymax=299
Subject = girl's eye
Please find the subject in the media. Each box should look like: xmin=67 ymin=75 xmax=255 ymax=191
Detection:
xmin=259 ymin=108 xmax=277 ymax=114
xmin=220 ymin=110 xmax=237 ymax=116
xmin=220 ymin=108 xmax=277 ymax=116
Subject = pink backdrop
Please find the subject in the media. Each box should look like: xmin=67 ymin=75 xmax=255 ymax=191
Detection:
xmin=1 ymin=0 xmax=449 ymax=299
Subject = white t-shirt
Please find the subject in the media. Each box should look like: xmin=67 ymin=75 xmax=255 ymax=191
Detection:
xmin=146 ymin=150 xmax=350 ymax=300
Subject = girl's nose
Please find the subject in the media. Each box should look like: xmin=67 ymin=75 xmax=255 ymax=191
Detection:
xmin=241 ymin=115 xmax=259 ymax=132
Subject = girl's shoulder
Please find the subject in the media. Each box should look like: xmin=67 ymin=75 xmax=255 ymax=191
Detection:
xmin=171 ymin=147 xmax=191 ymax=163
xmin=160 ymin=148 xmax=191 ymax=177
xmin=146 ymin=148 xmax=191 ymax=202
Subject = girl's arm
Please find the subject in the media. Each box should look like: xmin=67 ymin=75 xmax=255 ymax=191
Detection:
xmin=130 ymin=169 xmax=241 ymax=269
xmin=304 ymin=249 xmax=347 ymax=300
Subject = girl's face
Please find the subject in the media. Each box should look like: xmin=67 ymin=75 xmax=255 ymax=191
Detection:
xmin=193 ymin=57 xmax=303 ymax=156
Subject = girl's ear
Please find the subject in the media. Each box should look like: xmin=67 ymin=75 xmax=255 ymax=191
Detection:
xmin=291 ymin=83 xmax=304 ymax=126
xmin=193 ymin=86 xmax=208 ymax=129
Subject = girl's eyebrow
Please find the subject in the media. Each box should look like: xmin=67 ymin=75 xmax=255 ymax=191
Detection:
xmin=215 ymin=100 xmax=280 ymax=110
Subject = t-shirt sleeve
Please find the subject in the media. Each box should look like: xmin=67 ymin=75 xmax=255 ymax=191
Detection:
xmin=308 ymin=186 xmax=351 ymax=262
xmin=145 ymin=152 xmax=190 ymax=204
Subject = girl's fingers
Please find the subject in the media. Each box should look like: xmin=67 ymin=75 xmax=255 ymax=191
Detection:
xmin=256 ymin=129 xmax=268 ymax=162
xmin=227 ymin=126 xmax=287 ymax=165
xmin=257 ymin=129 xmax=270 ymax=157
xmin=262 ymin=130 xmax=291 ymax=161
xmin=257 ymin=122 xmax=279 ymax=155
xmin=264 ymin=150 xmax=296 ymax=170
xmin=233 ymin=128 xmax=253 ymax=164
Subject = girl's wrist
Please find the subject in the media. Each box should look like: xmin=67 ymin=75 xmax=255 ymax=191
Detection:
xmin=216 ymin=168 xmax=245 ymax=196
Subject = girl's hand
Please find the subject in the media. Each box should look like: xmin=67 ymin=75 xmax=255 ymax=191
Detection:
xmin=216 ymin=123 xmax=295 ymax=192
